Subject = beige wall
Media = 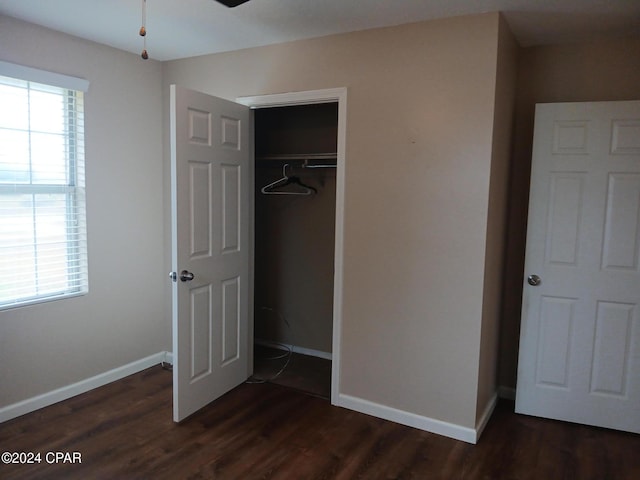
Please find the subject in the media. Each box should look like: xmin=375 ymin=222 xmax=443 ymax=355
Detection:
xmin=0 ymin=10 xmax=521 ymax=433
xmin=0 ymin=16 xmax=169 ymax=407
xmin=476 ymin=15 xmax=518 ymax=423
xmin=499 ymin=36 xmax=640 ymax=390
xmin=164 ymin=12 xmax=506 ymax=429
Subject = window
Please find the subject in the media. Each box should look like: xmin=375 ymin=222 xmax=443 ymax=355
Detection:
xmin=0 ymin=62 xmax=89 ymax=310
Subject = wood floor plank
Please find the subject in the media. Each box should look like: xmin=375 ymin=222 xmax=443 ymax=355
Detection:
xmin=1 ymin=366 xmax=638 ymax=479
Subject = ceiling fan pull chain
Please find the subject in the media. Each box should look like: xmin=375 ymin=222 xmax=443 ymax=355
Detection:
xmin=140 ymin=0 xmax=149 ymax=59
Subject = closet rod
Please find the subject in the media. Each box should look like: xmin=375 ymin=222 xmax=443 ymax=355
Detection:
xmin=255 ymin=154 xmax=337 ymax=171
xmin=255 ymin=152 xmax=337 ymax=161
xmin=302 ymin=161 xmax=336 ymax=169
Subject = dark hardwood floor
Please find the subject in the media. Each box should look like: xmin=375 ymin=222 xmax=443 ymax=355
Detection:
xmin=1 ymin=365 xmax=638 ymax=479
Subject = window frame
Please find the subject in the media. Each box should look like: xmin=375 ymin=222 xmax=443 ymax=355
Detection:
xmin=0 ymin=62 xmax=90 ymax=310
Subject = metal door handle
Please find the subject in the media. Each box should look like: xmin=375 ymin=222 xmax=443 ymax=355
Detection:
xmin=180 ymin=270 xmax=195 ymax=282
xmin=527 ymin=274 xmax=541 ymax=286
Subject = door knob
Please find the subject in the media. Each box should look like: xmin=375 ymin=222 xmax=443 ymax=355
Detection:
xmin=527 ymin=274 xmax=541 ymax=286
xmin=179 ymin=270 xmax=195 ymax=282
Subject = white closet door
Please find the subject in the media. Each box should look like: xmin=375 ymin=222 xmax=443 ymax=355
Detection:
xmin=170 ymin=85 xmax=251 ymax=422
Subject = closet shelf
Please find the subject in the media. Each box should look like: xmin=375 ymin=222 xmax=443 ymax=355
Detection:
xmin=256 ymin=152 xmax=337 ymax=169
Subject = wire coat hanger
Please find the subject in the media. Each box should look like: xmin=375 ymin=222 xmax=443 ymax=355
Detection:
xmin=261 ymin=164 xmax=317 ymax=196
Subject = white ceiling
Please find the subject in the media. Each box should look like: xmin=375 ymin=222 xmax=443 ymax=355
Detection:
xmin=0 ymin=0 xmax=639 ymax=61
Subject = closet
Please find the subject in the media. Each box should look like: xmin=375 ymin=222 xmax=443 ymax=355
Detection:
xmin=252 ymin=103 xmax=338 ymax=398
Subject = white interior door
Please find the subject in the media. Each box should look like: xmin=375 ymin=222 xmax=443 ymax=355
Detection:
xmin=516 ymin=100 xmax=640 ymax=433
xmin=170 ymin=85 xmax=251 ymax=422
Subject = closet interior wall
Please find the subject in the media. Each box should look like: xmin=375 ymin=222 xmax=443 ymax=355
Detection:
xmin=254 ymin=103 xmax=338 ymax=356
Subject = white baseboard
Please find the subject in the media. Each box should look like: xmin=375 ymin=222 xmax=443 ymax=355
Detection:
xmin=498 ymin=386 xmax=516 ymax=400
xmin=335 ymin=393 xmax=479 ymax=444
xmin=255 ymin=338 xmax=332 ymax=360
xmin=163 ymin=351 xmax=174 ymax=365
xmin=0 ymin=351 xmax=168 ymax=424
xmin=475 ymin=393 xmax=498 ymax=442
xmin=0 ymin=348 xmax=503 ymax=445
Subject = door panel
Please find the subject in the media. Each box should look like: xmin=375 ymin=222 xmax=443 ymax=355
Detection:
xmin=602 ymin=174 xmax=640 ymax=271
xmin=171 ymin=85 xmax=250 ymax=422
xmin=535 ymin=296 xmax=575 ymax=388
xmin=190 ymin=285 xmax=213 ymax=380
xmin=545 ymin=173 xmax=584 ymax=265
xmin=590 ymin=301 xmax=634 ymax=396
xmin=189 ymin=161 xmax=212 ymax=257
xmin=516 ymin=100 xmax=640 ymax=434
xmin=222 ymin=164 xmax=241 ymax=252
xmin=222 ymin=276 xmax=241 ymax=364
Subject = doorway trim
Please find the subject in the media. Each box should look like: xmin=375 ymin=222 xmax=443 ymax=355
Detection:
xmin=236 ymin=88 xmax=347 ymax=405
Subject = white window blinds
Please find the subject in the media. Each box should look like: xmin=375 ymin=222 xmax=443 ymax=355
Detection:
xmin=0 ymin=67 xmax=89 ymax=310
